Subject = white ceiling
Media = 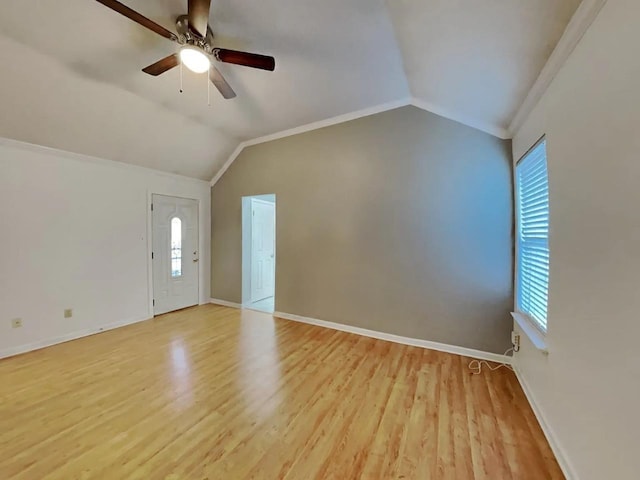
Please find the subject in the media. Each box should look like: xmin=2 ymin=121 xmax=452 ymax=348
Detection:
xmin=0 ymin=0 xmax=580 ymax=180
xmin=387 ymin=0 xmax=581 ymax=134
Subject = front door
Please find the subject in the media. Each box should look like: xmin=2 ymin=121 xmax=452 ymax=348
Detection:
xmin=152 ymin=194 xmax=199 ymax=315
xmin=250 ymin=198 xmax=275 ymax=303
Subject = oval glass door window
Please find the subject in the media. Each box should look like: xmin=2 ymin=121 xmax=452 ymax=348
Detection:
xmin=171 ymin=217 xmax=182 ymax=277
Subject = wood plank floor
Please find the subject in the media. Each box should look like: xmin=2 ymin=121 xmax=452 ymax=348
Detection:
xmin=0 ymin=305 xmax=563 ymax=479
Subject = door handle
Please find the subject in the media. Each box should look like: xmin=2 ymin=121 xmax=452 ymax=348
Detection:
xmin=193 ymin=259 xmax=199 ymax=262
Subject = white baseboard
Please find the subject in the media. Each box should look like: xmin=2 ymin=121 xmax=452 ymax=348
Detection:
xmin=274 ymin=311 xmax=511 ymax=364
xmin=0 ymin=315 xmax=150 ymax=360
xmin=513 ymin=366 xmax=576 ymax=480
xmin=210 ymin=298 xmax=242 ymax=308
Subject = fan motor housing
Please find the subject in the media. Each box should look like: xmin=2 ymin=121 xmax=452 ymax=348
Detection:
xmin=176 ymin=14 xmax=214 ymax=52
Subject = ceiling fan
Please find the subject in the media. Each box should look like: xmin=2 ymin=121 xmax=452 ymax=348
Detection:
xmin=95 ymin=0 xmax=276 ymax=99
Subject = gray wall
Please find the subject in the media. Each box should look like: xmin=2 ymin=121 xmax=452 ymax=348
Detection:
xmin=211 ymin=106 xmax=513 ymax=353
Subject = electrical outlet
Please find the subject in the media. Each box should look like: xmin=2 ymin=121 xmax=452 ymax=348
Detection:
xmin=511 ymin=331 xmax=521 ymax=351
xmin=11 ymin=318 xmax=23 ymax=328
xmin=64 ymin=309 xmax=73 ymax=319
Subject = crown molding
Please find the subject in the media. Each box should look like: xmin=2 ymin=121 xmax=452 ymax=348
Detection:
xmin=209 ymin=95 xmax=513 ymax=186
xmin=210 ymin=97 xmax=412 ymax=186
xmin=245 ymin=97 xmax=412 ymax=148
xmin=410 ymin=97 xmax=511 ymax=139
xmin=509 ymin=0 xmax=609 ymax=136
xmin=209 ymin=142 xmax=246 ymax=186
xmin=0 ymin=136 xmax=210 ymax=185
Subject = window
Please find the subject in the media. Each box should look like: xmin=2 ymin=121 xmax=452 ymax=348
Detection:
xmin=171 ymin=217 xmax=182 ymax=277
xmin=515 ymin=137 xmax=550 ymax=333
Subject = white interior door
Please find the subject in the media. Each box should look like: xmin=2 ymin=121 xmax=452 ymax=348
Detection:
xmin=250 ymin=199 xmax=275 ymax=303
xmin=152 ymin=194 xmax=199 ymax=315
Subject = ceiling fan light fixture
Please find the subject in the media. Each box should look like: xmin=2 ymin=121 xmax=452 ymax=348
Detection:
xmin=180 ymin=46 xmax=210 ymax=73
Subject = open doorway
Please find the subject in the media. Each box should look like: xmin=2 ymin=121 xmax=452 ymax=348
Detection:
xmin=242 ymin=194 xmax=276 ymax=313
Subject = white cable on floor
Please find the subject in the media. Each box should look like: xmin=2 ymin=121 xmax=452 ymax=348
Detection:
xmin=468 ymin=347 xmax=514 ymax=375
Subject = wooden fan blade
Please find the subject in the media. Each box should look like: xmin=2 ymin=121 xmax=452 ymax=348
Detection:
xmin=96 ymin=0 xmax=177 ymax=42
xmin=188 ymin=0 xmax=212 ymax=38
xmin=214 ymin=49 xmax=275 ymax=71
xmin=210 ymin=66 xmax=236 ymax=99
xmin=142 ymin=54 xmax=179 ymax=76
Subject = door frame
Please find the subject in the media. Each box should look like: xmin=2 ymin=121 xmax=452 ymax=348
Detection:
xmin=241 ymin=194 xmax=276 ymax=309
xmin=147 ymin=191 xmax=202 ymax=317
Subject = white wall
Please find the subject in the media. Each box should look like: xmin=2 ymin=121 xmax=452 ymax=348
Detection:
xmin=512 ymin=0 xmax=640 ymax=478
xmin=0 ymin=138 xmax=211 ymax=358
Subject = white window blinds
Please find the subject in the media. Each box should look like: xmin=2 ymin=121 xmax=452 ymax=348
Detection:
xmin=516 ymin=138 xmax=550 ymax=332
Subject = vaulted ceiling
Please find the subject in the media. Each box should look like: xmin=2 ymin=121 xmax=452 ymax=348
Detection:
xmin=0 ymin=0 xmax=580 ymax=180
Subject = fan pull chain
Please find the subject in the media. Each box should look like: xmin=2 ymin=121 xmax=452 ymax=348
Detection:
xmin=179 ymin=59 xmax=183 ymax=93
xmin=207 ymin=65 xmax=211 ymax=106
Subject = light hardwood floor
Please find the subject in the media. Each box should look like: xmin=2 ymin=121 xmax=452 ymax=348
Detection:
xmin=0 ymin=305 xmax=563 ymax=479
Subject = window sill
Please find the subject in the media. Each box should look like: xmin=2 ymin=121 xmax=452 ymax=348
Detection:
xmin=511 ymin=312 xmax=549 ymax=355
